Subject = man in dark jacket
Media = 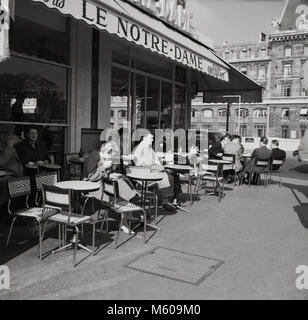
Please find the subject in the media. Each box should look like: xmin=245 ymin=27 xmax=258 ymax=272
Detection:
xmin=16 ymin=126 xmax=51 ymax=166
xmin=270 ymin=139 xmax=286 ymax=170
xmin=243 ymin=136 xmax=272 ymax=183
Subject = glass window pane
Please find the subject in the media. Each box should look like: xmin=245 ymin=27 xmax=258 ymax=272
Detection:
xmin=133 ymin=73 xmax=146 ymax=129
xmin=11 ymin=1 xmax=69 ymax=64
xmin=0 ymin=56 xmax=67 ymax=124
xmin=174 ymin=86 xmax=186 ymax=130
xmin=111 ymin=67 xmax=129 ymax=131
xmin=161 ymin=82 xmax=173 ymax=129
xmin=131 ymin=47 xmax=173 ymax=79
xmin=146 ymin=78 xmax=160 ymax=131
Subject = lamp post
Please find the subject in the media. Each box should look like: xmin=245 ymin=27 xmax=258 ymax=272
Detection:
xmin=222 ymin=95 xmax=242 ymax=134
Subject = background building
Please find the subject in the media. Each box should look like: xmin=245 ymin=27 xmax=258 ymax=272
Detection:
xmin=192 ymin=0 xmax=308 ymax=139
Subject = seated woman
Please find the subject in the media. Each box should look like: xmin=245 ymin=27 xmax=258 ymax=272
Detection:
xmin=83 ymin=140 xmax=137 ymax=233
xmin=0 ymin=125 xmax=24 ymax=178
xmin=132 ymin=133 xmax=176 ymax=211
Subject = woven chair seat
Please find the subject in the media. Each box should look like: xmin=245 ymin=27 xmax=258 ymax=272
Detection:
xmin=202 ymin=176 xmax=224 ymax=182
xmin=49 ymin=212 xmax=90 ymax=226
xmin=113 ymin=201 xmax=144 ymax=213
xmin=15 ymin=207 xmax=58 ymax=220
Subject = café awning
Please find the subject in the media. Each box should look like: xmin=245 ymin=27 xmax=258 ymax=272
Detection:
xmin=31 ymin=0 xmax=229 ymax=81
xmin=192 ymin=58 xmax=263 ymax=103
xmin=31 ymin=0 xmax=263 ymax=102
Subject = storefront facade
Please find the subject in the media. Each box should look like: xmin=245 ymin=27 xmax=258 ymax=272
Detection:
xmin=0 ymin=0 xmax=261 ymax=164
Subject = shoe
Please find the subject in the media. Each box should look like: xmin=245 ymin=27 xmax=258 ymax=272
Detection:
xmin=121 ymin=225 xmax=135 ymax=235
xmin=163 ymin=203 xmax=177 ymax=212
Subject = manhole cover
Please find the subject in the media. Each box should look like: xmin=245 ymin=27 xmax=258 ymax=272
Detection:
xmin=124 ymin=247 xmax=224 ymax=286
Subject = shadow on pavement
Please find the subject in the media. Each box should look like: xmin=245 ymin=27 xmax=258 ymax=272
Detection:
xmin=289 ymin=164 xmax=308 ymax=174
xmin=282 ymin=182 xmax=308 ymax=229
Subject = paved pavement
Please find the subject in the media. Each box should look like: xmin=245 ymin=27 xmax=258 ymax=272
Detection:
xmin=0 ymin=158 xmax=307 ymax=300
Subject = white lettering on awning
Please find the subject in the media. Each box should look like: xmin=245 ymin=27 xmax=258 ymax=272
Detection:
xmin=31 ymin=0 xmax=229 ymax=81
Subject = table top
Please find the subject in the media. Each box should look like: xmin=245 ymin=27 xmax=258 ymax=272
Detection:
xmin=69 ymin=158 xmax=85 ymax=164
xmin=208 ymin=159 xmax=232 ymax=164
xmin=55 ymin=180 xmax=100 ymax=191
xmin=201 ymin=164 xmax=218 ymax=171
xmin=127 ymin=171 xmax=163 ymax=182
xmin=25 ymin=163 xmax=62 ymax=170
xmin=0 ymin=170 xmax=7 ymax=177
xmin=164 ymin=164 xmax=193 ymax=172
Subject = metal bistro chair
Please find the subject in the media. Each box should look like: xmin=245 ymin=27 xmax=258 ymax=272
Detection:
xmin=269 ymin=159 xmax=285 ymax=187
xmin=222 ymin=153 xmax=240 ymax=185
xmin=42 ymin=184 xmax=91 ymax=267
xmin=6 ymin=176 xmax=58 ymax=260
xmin=101 ymin=176 xmax=148 ymax=248
xmin=35 ymin=171 xmax=58 ymax=206
xmin=64 ymin=153 xmax=83 ymax=180
xmin=248 ymin=160 xmax=270 ymax=188
xmin=198 ymin=163 xmax=225 ymax=202
xmin=80 ymin=192 xmax=109 ymax=254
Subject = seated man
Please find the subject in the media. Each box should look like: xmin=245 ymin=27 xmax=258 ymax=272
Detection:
xmin=223 ymin=134 xmax=243 ymax=174
xmin=133 ymin=133 xmax=176 ymax=211
xmin=270 ymin=139 xmax=286 ymax=170
xmin=209 ymin=133 xmax=231 ymax=160
xmin=243 ymin=136 xmax=272 ymax=183
xmin=16 ymin=125 xmax=51 ymax=167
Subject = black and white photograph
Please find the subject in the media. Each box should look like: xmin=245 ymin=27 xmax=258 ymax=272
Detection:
xmin=0 ymin=0 xmax=308 ymax=303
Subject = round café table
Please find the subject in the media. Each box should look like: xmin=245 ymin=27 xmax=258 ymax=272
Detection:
xmin=126 ymin=169 xmax=163 ymax=232
xmin=126 ymin=170 xmax=163 ymax=208
xmin=164 ymin=164 xmax=193 ymax=213
xmin=25 ymin=163 xmax=62 ymax=180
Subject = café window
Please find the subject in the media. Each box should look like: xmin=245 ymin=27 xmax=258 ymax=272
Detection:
xmin=0 ymin=56 xmax=67 ymax=124
xmin=281 ymin=108 xmax=289 ymax=118
xmin=131 ymin=46 xmax=173 ymax=79
xmin=11 ymin=0 xmax=69 ymax=64
xmin=218 ymin=108 xmax=227 ymax=117
xmin=202 ymin=109 xmax=213 ymax=118
xmin=111 ymin=67 xmax=129 ymax=131
xmin=253 ymin=109 xmax=267 ymax=117
xmin=175 ymin=65 xmax=186 ymax=84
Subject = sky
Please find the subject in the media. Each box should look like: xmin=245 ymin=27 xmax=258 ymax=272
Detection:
xmin=187 ymin=0 xmax=287 ymax=45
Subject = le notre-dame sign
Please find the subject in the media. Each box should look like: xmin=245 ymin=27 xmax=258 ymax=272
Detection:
xmin=31 ymin=0 xmax=229 ymax=81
